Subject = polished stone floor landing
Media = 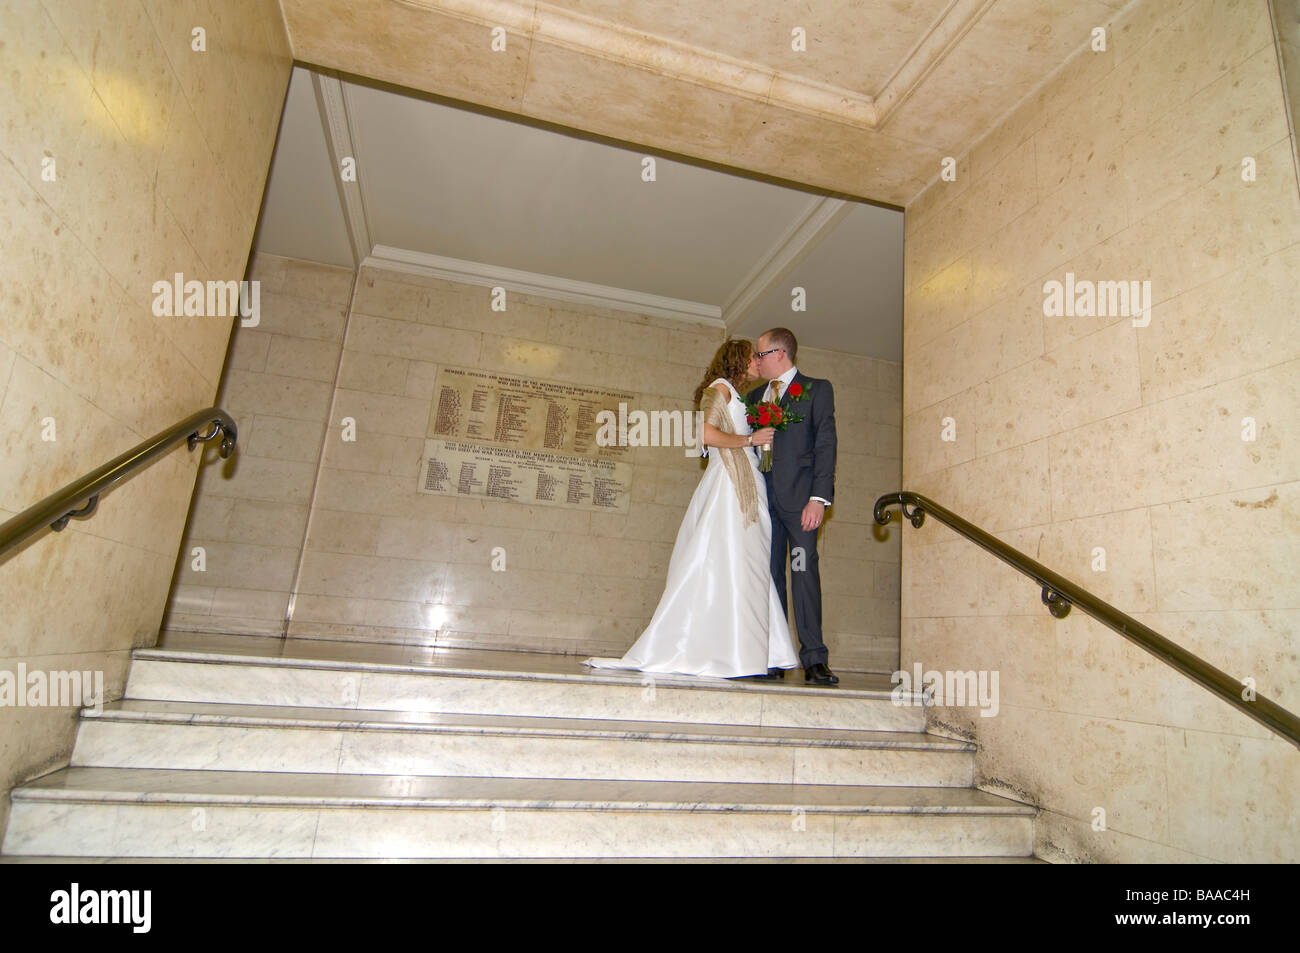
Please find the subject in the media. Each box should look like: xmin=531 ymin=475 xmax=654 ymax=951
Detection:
xmin=150 ymin=631 xmax=900 ymax=693
xmin=1 ymin=632 xmax=1039 ymax=862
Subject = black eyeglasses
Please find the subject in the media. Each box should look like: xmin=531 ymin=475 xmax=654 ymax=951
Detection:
xmin=756 ymin=347 xmax=784 ymax=358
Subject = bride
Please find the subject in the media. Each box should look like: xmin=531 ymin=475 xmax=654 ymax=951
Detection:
xmin=585 ymin=339 xmax=799 ymax=679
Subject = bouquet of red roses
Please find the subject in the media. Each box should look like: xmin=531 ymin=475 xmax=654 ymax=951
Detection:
xmin=744 ymin=381 xmax=809 ymax=472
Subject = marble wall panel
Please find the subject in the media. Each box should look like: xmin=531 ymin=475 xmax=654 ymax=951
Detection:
xmin=0 ymin=0 xmax=290 ymax=844
xmin=162 ymin=256 xmax=354 ymax=636
xmin=168 ymin=262 xmax=902 ymax=668
xmin=902 ymin=0 xmax=1300 ymax=861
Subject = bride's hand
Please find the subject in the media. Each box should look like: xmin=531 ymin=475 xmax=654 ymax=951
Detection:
xmin=749 ymin=427 xmax=775 ymax=447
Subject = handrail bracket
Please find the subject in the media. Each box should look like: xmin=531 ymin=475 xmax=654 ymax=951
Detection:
xmin=50 ymin=494 xmax=99 ymax=532
xmin=1040 ymin=587 xmax=1072 ymax=619
xmin=189 ymin=420 xmax=237 ymax=458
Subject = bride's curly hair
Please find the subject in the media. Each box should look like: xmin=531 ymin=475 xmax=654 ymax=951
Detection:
xmin=693 ymin=338 xmax=754 ymax=406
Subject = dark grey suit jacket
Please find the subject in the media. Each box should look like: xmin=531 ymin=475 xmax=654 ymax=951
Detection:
xmin=747 ymin=371 xmax=837 ymax=513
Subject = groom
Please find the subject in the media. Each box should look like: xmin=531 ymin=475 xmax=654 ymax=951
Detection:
xmin=749 ymin=328 xmax=839 ymax=685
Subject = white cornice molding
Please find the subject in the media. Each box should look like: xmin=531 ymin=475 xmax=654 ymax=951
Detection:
xmin=721 ymin=195 xmax=850 ymax=333
xmin=311 ymin=71 xmax=373 ymax=265
xmin=392 ymin=0 xmax=878 ymax=128
xmin=389 ymin=0 xmax=998 ymax=131
xmin=873 ymin=0 xmax=999 ymax=123
xmin=366 ymin=245 xmax=725 ymax=326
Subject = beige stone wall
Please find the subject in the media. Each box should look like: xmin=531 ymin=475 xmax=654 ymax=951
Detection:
xmin=798 ymin=345 xmax=901 ymax=672
xmin=167 ymin=259 xmax=901 ymax=670
xmin=165 ymin=255 xmax=354 ymax=635
xmin=901 ymin=0 xmax=1300 ymax=862
xmin=0 ymin=0 xmax=290 ymax=838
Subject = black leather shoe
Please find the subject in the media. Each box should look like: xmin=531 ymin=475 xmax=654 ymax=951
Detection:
xmin=804 ymin=663 xmax=839 ymax=686
xmin=767 ymin=667 xmax=786 ymax=680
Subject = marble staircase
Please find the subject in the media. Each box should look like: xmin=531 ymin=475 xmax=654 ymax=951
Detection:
xmin=1 ymin=634 xmax=1038 ymax=861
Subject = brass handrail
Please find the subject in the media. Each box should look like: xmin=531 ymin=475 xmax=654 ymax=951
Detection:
xmin=874 ymin=491 xmax=1300 ymax=749
xmin=0 ymin=407 xmax=237 ymax=561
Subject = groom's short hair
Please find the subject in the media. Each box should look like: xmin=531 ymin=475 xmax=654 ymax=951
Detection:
xmin=765 ymin=327 xmax=797 ymax=363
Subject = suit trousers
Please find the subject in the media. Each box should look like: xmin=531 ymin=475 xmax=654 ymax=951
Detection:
xmin=769 ymin=502 xmax=828 ymax=668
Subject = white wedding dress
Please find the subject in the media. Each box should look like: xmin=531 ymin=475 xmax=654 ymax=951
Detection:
xmin=585 ymin=379 xmax=798 ymax=678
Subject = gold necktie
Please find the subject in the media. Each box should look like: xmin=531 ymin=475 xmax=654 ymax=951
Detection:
xmin=768 ymin=379 xmax=782 ymax=402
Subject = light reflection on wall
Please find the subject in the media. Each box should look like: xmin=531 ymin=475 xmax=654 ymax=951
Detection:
xmin=422 ymin=603 xmax=448 ymax=632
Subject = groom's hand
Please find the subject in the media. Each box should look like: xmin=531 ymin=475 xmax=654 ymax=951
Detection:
xmin=801 ymin=500 xmax=825 ymax=532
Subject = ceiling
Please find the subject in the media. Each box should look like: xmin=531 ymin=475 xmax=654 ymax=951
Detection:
xmin=278 ymin=0 xmax=1125 ymax=203
xmin=257 ymin=0 xmax=1123 ymax=361
xmin=254 ymin=66 xmax=906 ymax=360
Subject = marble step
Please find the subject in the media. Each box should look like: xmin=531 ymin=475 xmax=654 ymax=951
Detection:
xmin=3 ymin=768 xmax=1036 ymax=859
xmin=72 ymin=700 xmax=974 ymax=787
xmin=126 ymin=639 xmax=926 ymax=733
xmin=0 ymin=855 xmax=1046 ymax=863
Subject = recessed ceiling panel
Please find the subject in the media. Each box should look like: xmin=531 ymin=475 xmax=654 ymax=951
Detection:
xmin=346 ymin=79 xmax=817 ymax=303
xmin=255 ymin=66 xmax=904 ymax=361
xmin=545 ymin=0 xmax=954 ymax=94
xmin=736 ymin=203 xmax=904 ymax=361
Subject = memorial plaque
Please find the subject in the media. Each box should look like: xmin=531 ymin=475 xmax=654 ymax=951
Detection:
xmin=428 ymin=366 xmax=634 ymax=458
xmin=418 ymin=439 xmax=633 ymax=513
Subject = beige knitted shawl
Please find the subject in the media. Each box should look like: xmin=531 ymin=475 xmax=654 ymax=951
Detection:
xmin=700 ymin=384 xmax=759 ymax=526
